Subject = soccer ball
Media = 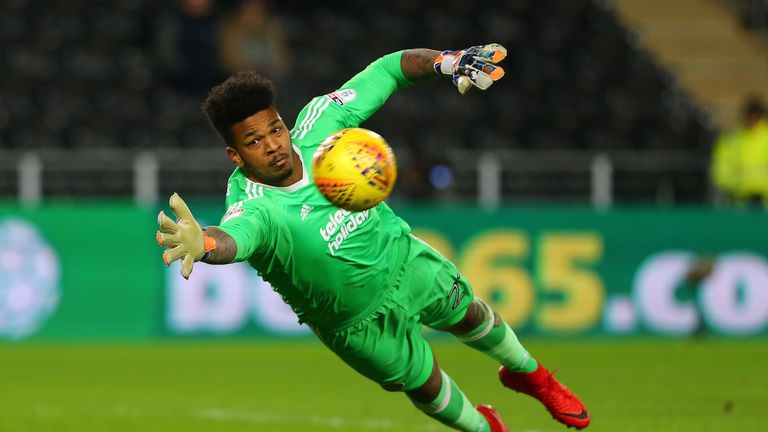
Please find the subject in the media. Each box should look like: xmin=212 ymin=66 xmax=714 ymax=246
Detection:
xmin=312 ymin=128 xmax=397 ymax=211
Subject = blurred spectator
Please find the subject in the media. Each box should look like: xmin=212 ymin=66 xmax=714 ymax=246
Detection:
xmin=681 ymin=256 xmax=715 ymax=338
xmin=395 ymin=150 xmax=443 ymax=200
xmin=739 ymin=0 xmax=768 ymax=29
xmin=711 ymin=97 xmax=768 ymax=207
xmin=218 ymin=0 xmax=291 ymax=78
xmin=154 ymin=0 xmax=226 ymax=98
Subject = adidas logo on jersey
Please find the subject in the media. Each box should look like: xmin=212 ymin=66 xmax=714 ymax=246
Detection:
xmin=300 ymin=204 xmax=313 ymax=221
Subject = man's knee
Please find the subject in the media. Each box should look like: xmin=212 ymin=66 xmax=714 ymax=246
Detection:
xmin=442 ymin=298 xmax=497 ymax=335
xmin=380 ymin=381 xmax=407 ymax=392
xmin=404 ymin=358 xmax=442 ymax=403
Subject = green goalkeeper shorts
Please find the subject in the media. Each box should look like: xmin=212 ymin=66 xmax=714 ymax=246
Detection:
xmin=312 ymin=234 xmax=475 ymax=392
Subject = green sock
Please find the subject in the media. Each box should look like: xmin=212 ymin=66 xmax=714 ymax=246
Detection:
xmin=457 ymin=300 xmax=538 ymax=373
xmin=412 ymin=371 xmax=490 ymax=432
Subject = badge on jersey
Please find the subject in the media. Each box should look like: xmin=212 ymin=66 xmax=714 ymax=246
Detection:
xmin=325 ymin=89 xmax=357 ymax=106
xmin=222 ymin=202 xmax=245 ymax=223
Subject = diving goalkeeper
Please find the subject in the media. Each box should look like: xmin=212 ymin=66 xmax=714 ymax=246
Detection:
xmin=156 ymin=45 xmax=590 ymax=432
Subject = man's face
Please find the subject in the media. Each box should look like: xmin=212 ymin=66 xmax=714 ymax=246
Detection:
xmin=745 ymin=112 xmax=763 ymax=129
xmin=227 ymin=107 xmax=298 ymax=186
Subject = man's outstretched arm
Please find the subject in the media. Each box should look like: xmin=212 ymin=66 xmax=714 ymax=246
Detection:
xmin=158 ymin=193 xmax=271 ymax=276
xmin=400 ymin=49 xmax=442 ymax=83
xmin=333 ymin=44 xmax=506 ymax=128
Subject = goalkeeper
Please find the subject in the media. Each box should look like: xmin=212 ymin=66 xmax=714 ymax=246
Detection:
xmin=156 ymin=45 xmax=590 ymax=432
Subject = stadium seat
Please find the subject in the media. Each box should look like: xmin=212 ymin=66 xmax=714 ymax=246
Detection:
xmin=0 ymin=0 xmax=714 ymax=201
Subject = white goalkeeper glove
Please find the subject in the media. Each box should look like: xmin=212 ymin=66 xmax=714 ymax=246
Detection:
xmin=156 ymin=193 xmax=216 ymax=279
xmin=434 ymin=43 xmax=507 ymax=95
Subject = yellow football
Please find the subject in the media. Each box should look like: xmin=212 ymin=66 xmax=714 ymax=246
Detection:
xmin=312 ymin=128 xmax=397 ymax=211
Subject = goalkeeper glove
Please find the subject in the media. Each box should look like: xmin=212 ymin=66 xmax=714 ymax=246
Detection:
xmin=156 ymin=193 xmax=216 ymax=279
xmin=434 ymin=43 xmax=507 ymax=95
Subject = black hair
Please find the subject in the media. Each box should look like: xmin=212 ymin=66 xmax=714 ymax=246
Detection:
xmin=202 ymin=71 xmax=277 ymax=146
xmin=743 ymin=96 xmax=766 ymax=119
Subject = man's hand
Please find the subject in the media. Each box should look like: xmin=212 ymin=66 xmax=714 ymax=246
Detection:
xmin=156 ymin=193 xmax=216 ymax=279
xmin=434 ymin=44 xmax=507 ymax=95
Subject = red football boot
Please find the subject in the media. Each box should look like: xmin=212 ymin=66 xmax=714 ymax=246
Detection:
xmin=475 ymin=405 xmax=509 ymax=432
xmin=499 ymin=363 xmax=590 ymax=429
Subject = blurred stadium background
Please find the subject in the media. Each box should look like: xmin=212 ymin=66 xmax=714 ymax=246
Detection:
xmin=1 ymin=0 xmax=767 ymax=431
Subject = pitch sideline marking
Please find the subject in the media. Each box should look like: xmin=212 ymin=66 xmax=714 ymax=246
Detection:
xmin=198 ymin=408 xmax=442 ymax=431
xmin=198 ymin=409 xmax=556 ymax=432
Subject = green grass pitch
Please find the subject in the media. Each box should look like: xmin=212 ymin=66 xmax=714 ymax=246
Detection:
xmin=1 ymin=338 xmax=766 ymax=431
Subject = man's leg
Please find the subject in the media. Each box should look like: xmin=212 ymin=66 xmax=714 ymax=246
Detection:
xmin=405 ymin=357 xmax=507 ymax=432
xmin=443 ymin=298 xmax=537 ymax=373
xmin=443 ymin=299 xmax=591 ymax=429
xmin=313 ymin=300 xmax=508 ymax=432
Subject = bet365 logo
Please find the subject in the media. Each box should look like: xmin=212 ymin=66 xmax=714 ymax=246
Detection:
xmin=0 ymin=219 xmax=60 ymax=340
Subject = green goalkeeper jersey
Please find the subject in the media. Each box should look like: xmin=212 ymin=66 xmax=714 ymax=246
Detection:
xmin=219 ymin=51 xmax=414 ymax=331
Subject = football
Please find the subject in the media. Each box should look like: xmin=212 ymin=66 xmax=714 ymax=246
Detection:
xmin=312 ymin=128 xmax=397 ymax=212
